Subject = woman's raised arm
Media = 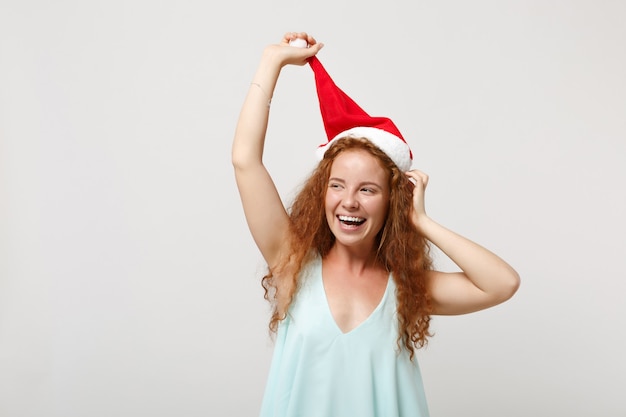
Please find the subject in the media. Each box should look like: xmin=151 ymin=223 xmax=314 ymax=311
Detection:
xmin=232 ymin=33 xmax=323 ymax=268
xmin=405 ymin=169 xmax=521 ymax=315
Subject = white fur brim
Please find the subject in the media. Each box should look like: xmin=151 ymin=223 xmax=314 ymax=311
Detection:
xmin=316 ymin=127 xmax=413 ymax=172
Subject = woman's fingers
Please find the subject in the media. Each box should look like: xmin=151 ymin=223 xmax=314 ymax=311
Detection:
xmin=405 ymin=169 xmax=429 ymax=189
xmin=281 ymin=32 xmax=320 ymax=47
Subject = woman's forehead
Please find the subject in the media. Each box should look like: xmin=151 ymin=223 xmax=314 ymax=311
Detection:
xmin=330 ymin=150 xmax=388 ymax=181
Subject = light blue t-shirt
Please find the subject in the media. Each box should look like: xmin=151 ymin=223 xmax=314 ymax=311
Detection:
xmin=260 ymin=256 xmax=430 ymax=417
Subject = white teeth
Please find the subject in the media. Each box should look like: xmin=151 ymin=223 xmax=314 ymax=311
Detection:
xmin=338 ymin=215 xmax=365 ymax=223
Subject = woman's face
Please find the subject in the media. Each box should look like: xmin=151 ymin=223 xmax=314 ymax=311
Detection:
xmin=325 ymin=149 xmax=390 ymax=252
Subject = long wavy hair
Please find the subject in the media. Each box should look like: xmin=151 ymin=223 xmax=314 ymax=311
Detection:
xmin=262 ymin=137 xmax=433 ymax=358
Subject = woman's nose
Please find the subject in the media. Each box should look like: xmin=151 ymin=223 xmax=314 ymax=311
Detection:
xmin=342 ymin=193 xmax=359 ymax=209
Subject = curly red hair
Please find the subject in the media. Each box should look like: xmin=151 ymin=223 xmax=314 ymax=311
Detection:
xmin=262 ymin=137 xmax=433 ymax=358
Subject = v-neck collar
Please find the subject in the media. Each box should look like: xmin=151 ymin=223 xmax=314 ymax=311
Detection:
xmin=317 ymin=257 xmax=392 ymax=336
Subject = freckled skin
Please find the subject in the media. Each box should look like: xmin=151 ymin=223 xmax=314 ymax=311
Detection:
xmin=325 ymin=150 xmax=390 ymax=254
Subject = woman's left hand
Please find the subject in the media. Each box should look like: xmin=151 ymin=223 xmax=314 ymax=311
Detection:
xmin=405 ymin=170 xmax=430 ymax=230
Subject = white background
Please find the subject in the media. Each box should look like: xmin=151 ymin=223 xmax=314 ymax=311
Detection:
xmin=1 ymin=1 xmax=625 ymax=416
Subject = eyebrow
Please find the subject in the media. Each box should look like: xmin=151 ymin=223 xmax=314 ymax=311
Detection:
xmin=328 ymin=178 xmax=383 ymax=189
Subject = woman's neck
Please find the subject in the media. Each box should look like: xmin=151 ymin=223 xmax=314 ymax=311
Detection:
xmin=325 ymin=244 xmax=383 ymax=276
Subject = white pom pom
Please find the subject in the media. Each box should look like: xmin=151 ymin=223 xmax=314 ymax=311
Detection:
xmin=289 ymin=38 xmax=308 ymax=48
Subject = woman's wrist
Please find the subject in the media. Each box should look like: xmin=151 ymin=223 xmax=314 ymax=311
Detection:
xmin=248 ymin=47 xmax=284 ymax=105
xmin=260 ymin=45 xmax=288 ymax=71
xmin=412 ymin=214 xmax=436 ymax=236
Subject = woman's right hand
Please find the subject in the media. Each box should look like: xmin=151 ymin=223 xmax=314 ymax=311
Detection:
xmin=265 ymin=31 xmax=324 ymax=67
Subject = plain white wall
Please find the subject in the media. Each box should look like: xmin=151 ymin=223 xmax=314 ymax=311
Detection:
xmin=1 ymin=0 xmax=625 ymax=416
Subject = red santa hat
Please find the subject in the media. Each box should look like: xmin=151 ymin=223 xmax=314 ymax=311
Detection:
xmin=308 ymin=56 xmax=413 ymax=172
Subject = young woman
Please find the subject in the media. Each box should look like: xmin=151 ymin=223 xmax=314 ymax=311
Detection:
xmin=232 ymin=32 xmax=520 ymax=417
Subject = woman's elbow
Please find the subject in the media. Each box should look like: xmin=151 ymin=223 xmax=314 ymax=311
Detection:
xmin=498 ymin=269 xmax=521 ymax=302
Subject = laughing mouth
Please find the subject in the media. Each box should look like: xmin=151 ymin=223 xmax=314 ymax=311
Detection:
xmin=338 ymin=215 xmax=366 ymax=226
